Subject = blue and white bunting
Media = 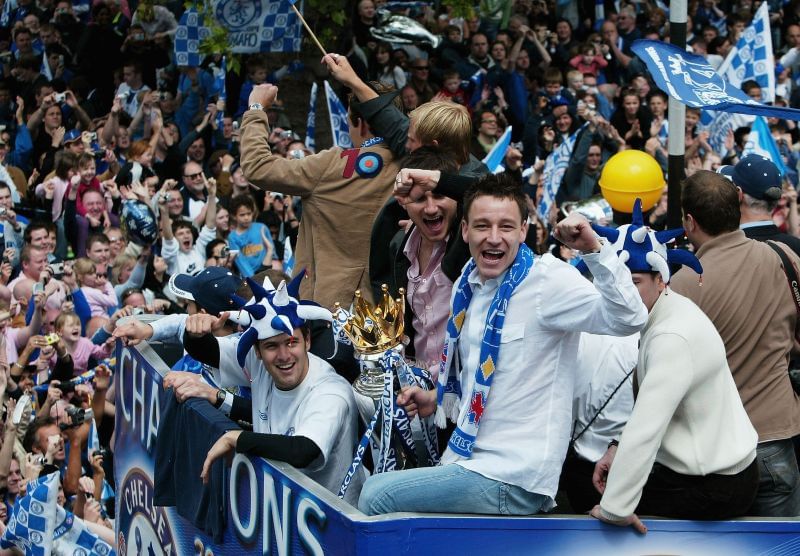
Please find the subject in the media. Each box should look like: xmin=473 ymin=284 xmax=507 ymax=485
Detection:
xmin=742 ymin=116 xmax=788 ymax=175
xmin=306 ymin=81 xmax=318 ymax=151
xmin=324 ymin=81 xmax=353 ymax=149
xmin=718 ymin=2 xmax=775 ymax=103
xmin=482 ymin=126 xmax=512 ymax=174
xmin=1 ymin=473 xmax=58 ymax=555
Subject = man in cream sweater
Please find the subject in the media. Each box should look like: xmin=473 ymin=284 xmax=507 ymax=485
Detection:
xmin=589 ymin=199 xmax=759 ymax=533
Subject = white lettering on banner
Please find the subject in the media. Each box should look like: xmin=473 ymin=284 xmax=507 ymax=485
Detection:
xmin=229 ymin=454 xmax=327 ymax=554
xmin=231 ymin=454 xmax=258 ymax=541
xmin=119 ymin=347 xmax=161 ymax=454
xmin=263 ymin=471 xmax=290 ymax=555
xmin=297 ymin=498 xmax=326 ymax=556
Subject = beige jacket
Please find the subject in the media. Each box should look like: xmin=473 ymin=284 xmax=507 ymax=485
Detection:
xmin=240 ymin=109 xmax=399 ymax=309
xmin=671 ymin=230 xmax=800 ymax=442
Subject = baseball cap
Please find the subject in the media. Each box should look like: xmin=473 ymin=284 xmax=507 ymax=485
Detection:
xmin=168 ymin=267 xmax=244 ymax=316
xmin=64 ymin=129 xmax=81 ymax=144
xmin=718 ymin=154 xmax=783 ymax=201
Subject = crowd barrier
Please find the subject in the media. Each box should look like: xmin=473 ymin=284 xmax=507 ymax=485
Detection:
xmin=114 ymin=339 xmax=800 ymax=555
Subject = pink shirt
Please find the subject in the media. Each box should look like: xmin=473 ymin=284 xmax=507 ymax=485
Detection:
xmin=68 ymin=337 xmax=112 ymax=375
xmin=403 ymin=228 xmax=453 ymax=379
xmin=35 ymin=177 xmax=69 ymax=221
xmin=80 ymin=282 xmax=118 ymax=317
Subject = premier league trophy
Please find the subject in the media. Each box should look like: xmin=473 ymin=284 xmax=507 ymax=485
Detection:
xmin=333 ymin=286 xmax=439 ymax=499
xmin=335 ymin=286 xmax=405 ymax=399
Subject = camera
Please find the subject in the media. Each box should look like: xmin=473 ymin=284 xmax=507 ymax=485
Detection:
xmin=50 ymin=261 xmax=64 ymax=280
xmin=94 ymin=447 xmax=109 ymax=461
xmin=232 ymin=121 xmax=239 ymax=132
xmin=219 ymin=245 xmax=230 ymax=259
xmin=133 ymin=32 xmax=145 ymax=41
xmin=0 ymin=207 xmax=7 ymax=217
xmin=279 ymin=130 xmax=293 ymax=140
xmin=289 ymin=149 xmax=305 ymax=160
xmin=45 ymin=333 xmax=60 ymax=345
xmin=53 ymin=92 xmax=66 ymax=104
xmin=160 ymin=192 xmax=170 ymax=204
xmin=116 ymin=92 xmax=128 ymax=101
xmin=132 ymin=307 xmax=145 ymax=316
xmin=60 ymin=406 xmax=93 ymax=430
xmin=157 ymin=91 xmax=168 ymax=101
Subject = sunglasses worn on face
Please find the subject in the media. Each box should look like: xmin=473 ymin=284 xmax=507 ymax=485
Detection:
xmin=184 ymin=172 xmax=203 ymax=180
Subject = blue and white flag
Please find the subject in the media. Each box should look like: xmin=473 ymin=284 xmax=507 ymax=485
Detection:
xmin=742 ymin=116 xmax=788 ymax=175
xmin=174 ymin=7 xmax=210 ymax=67
xmin=213 ymin=0 xmax=303 ymax=53
xmin=0 ymin=0 xmax=16 ymax=27
xmin=632 ymin=40 xmax=800 ymax=121
xmin=538 ymin=124 xmax=588 ymax=221
xmin=306 ymin=81 xmax=318 ymax=151
xmin=1 ymin=472 xmax=58 ymax=555
xmin=482 ymin=126 xmax=512 ymax=174
xmin=324 ymin=81 xmax=353 ymax=149
xmin=210 ymin=56 xmax=227 ymax=128
xmin=717 ymin=2 xmax=775 ymax=103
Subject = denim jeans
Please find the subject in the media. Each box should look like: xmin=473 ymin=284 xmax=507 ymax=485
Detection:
xmin=358 ymin=464 xmax=550 ymax=516
xmin=748 ymin=438 xmax=800 ymax=517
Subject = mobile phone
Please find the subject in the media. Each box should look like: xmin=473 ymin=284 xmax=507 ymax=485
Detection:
xmin=33 ymin=282 xmax=44 ymax=295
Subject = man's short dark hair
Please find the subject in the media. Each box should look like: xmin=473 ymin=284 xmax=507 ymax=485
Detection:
xmin=463 ymin=173 xmax=528 ymax=224
xmin=681 ymin=170 xmax=740 ymax=236
xmin=23 ymin=417 xmax=56 ymax=453
xmin=400 ymin=145 xmax=459 ymax=174
xmin=172 ymin=219 xmax=198 ymax=239
xmin=23 ymin=221 xmax=54 ymax=244
xmin=87 ymin=233 xmax=110 ymax=249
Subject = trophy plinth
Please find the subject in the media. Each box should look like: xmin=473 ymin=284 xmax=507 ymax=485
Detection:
xmin=335 ymin=286 xmax=405 ymax=400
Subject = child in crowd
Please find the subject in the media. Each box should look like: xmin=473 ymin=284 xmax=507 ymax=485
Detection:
xmin=159 ymin=178 xmax=218 ymax=276
xmin=569 ymin=42 xmax=608 ymax=77
xmin=437 ymin=69 xmax=470 ymax=108
xmin=73 ymin=258 xmax=118 ymax=318
xmin=54 ymin=312 xmax=112 ymax=375
xmin=74 ymin=153 xmax=111 ymax=222
xmin=227 ymin=194 xmax=276 ymax=277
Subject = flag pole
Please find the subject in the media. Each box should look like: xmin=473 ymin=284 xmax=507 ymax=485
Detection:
xmin=668 ymin=0 xmax=688 ymax=229
xmin=290 ymin=3 xmax=327 ymax=56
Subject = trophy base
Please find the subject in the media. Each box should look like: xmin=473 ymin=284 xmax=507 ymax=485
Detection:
xmin=353 ymin=371 xmax=387 ymax=400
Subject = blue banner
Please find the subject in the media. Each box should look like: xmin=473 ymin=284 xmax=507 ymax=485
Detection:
xmin=324 ymin=81 xmax=353 ymax=149
xmin=633 ymin=40 xmax=800 ymax=121
xmin=743 ymin=116 xmax=789 ymax=175
xmin=174 ymin=8 xmax=210 ymax=68
xmin=114 ymin=335 xmax=800 ymax=556
xmin=306 ymin=81 xmax=318 ymax=151
xmin=538 ymin=124 xmax=587 ymax=221
xmin=718 ymin=2 xmax=775 ymax=102
xmin=213 ymin=0 xmax=303 ymax=53
xmin=482 ymin=126 xmax=512 ymax=174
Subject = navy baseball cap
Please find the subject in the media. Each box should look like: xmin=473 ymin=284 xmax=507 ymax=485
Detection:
xmin=168 ymin=267 xmax=243 ymax=315
xmin=64 ymin=129 xmax=81 ymax=144
xmin=718 ymin=154 xmax=783 ymax=201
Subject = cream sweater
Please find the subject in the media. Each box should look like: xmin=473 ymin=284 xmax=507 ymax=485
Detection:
xmin=600 ymin=289 xmax=758 ymax=519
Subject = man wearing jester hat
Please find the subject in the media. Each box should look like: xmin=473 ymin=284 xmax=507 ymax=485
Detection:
xmin=183 ymin=273 xmax=366 ymax=504
xmin=589 ymin=199 xmax=758 ymax=533
xmin=358 ymin=174 xmax=647 ymax=516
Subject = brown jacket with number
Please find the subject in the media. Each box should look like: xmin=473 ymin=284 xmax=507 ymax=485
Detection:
xmin=670 ymin=230 xmax=800 ymax=442
xmin=239 ymin=109 xmax=398 ymax=310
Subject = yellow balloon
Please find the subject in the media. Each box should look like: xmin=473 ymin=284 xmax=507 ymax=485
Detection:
xmin=599 ymin=150 xmax=665 ymax=213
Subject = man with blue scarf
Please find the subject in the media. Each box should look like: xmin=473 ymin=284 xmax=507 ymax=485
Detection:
xmin=358 ymin=173 xmax=648 ymax=515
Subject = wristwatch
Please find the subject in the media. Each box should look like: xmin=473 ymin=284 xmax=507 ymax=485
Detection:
xmin=249 ymin=102 xmax=264 ymax=112
xmin=214 ymin=389 xmax=226 ymax=409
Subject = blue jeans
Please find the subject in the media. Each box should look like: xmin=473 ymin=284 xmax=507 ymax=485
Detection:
xmin=358 ymin=464 xmax=550 ymax=516
xmin=748 ymin=438 xmax=800 ymax=517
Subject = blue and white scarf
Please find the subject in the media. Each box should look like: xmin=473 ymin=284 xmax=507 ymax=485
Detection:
xmin=436 ymin=244 xmax=535 ymax=458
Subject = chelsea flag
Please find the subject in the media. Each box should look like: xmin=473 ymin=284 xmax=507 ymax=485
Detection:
xmin=632 ymin=40 xmax=800 ymax=121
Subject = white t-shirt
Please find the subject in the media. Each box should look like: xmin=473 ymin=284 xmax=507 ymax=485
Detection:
xmin=216 ymin=339 xmax=365 ymax=504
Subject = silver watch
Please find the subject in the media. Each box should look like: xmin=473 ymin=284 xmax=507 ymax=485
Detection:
xmin=249 ymin=102 xmax=264 ymax=112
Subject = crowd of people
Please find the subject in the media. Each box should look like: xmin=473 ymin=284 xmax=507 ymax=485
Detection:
xmin=0 ymin=0 xmax=796 ymax=550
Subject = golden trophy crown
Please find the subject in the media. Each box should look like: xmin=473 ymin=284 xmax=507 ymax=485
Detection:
xmin=334 ymin=285 xmax=405 ymax=356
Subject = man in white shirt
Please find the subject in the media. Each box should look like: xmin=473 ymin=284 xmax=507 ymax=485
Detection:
xmin=184 ymin=277 xmax=365 ymax=505
xmin=358 ymin=173 xmax=647 ymax=515
xmin=115 ymin=62 xmax=151 ymax=118
xmin=159 ymin=177 xmax=217 ymax=276
xmin=589 ymin=199 xmax=758 ymax=532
